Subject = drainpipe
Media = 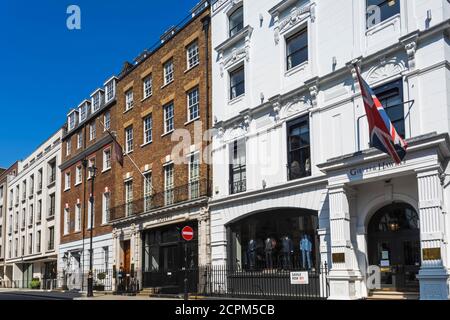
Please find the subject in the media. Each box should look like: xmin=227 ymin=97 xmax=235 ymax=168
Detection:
xmin=201 ymin=12 xmax=211 ymax=197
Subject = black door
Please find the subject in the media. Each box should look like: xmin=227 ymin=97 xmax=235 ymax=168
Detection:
xmin=368 ymin=203 xmax=420 ymax=292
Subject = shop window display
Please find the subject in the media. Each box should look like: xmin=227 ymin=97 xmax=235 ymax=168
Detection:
xmin=228 ymin=209 xmax=319 ymax=271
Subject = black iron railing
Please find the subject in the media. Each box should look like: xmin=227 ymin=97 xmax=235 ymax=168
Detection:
xmin=229 ymin=179 xmax=246 ymax=195
xmin=109 ymin=179 xmax=209 ymax=222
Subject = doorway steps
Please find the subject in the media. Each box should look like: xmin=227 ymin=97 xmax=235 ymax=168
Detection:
xmin=368 ymin=291 xmax=419 ymax=300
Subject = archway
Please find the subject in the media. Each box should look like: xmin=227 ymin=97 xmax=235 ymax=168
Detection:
xmin=367 ymin=202 xmax=420 ymax=292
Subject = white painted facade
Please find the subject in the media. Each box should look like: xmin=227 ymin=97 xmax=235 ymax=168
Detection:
xmin=3 ymin=129 xmax=62 ymax=287
xmin=210 ymin=0 xmax=450 ymax=299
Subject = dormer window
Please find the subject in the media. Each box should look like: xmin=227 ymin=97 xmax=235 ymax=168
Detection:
xmin=104 ymin=78 xmax=117 ymax=103
xmin=68 ymin=112 xmax=77 ymax=131
xmin=229 ymin=6 xmax=244 ymax=37
xmin=79 ymin=103 xmax=88 ymax=122
xmin=93 ymin=94 xmax=100 ymax=112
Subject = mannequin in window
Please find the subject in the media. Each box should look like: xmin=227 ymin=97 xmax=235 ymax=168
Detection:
xmin=281 ymin=235 xmax=293 ymax=269
xmin=300 ymin=234 xmax=312 ymax=270
xmin=247 ymin=239 xmax=257 ymax=270
xmin=265 ymin=237 xmax=275 ymax=269
xmin=305 ymin=158 xmax=311 ymax=176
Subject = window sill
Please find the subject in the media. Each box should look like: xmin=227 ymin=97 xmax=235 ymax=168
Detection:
xmin=48 ymin=181 xmax=56 ymax=188
xmin=228 ymin=94 xmax=245 ymax=105
xmin=285 ymin=61 xmax=308 ymax=77
xmin=123 ymin=107 xmax=134 ymax=115
xmin=102 ymin=167 xmax=111 ymax=174
xmin=185 ymin=117 xmax=200 ymax=126
xmin=75 ymin=182 xmax=82 ymax=187
xmin=184 ymin=63 xmax=199 ymax=74
xmin=64 ymin=188 xmax=70 ymax=192
xmin=161 ymin=130 xmax=174 ymax=138
xmin=141 ymin=141 xmax=153 ymax=148
xmin=141 ymin=95 xmax=153 ymax=103
xmin=161 ymin=80 xmax=174 ymax=89
xmin=365 ymin=14 xmax=400 ymax=35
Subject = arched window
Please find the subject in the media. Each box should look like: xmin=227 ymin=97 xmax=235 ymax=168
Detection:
xmin=229 ymin=6 xmax=244 ymax=37
xmin=369 ymin=203 xmax=419 ymax=233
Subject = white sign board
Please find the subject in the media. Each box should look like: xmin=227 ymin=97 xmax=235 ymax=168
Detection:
xmin=290 ymin=272 xmax=309 ymax=285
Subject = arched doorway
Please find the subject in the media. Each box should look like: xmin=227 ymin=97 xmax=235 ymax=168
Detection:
xmin=368 ymin=203 xmax=420 ymax=292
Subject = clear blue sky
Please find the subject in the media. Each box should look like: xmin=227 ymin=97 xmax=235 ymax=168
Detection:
xmin=0 ymin=0 xmax=199 ymax=168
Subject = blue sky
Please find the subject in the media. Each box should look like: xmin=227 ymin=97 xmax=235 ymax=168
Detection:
xmin=0 ymin=0 xmax=199 ymax=168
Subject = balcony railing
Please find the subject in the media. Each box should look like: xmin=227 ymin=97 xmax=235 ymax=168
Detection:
xmin=110 ymin=179 xmax=210 ymax=222
xmin=229 ymin=178 xmax=246 ymax=195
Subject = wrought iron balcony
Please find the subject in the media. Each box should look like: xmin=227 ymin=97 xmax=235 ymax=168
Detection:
xmin=229 ymin=179 xmax=246 ymax=195
xmin=110 ymin=179 xmax=210 ymax=222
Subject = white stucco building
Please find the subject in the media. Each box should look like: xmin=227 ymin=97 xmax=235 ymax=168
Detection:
xmin=3 ymin=129 xmax=62 ymax=288
xmin=209 ymin=0 xmax=450 ymax=300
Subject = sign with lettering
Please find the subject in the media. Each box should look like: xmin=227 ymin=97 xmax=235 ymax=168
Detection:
xmin=290 ymin=272 xmax=309 ymax=285
xmin=349 ymin=160 xmax=406 ymax=177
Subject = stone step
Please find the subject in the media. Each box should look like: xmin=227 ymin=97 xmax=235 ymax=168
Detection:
xmin=368 ymin=291 xmax=419 ymax=300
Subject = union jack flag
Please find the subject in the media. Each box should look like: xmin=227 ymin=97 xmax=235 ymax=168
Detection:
xmin=355 ymin=66 xmax=408 ymax=164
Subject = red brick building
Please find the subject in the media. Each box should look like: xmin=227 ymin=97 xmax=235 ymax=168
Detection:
xmin=109 ymin=1 xmax=212 ymax=293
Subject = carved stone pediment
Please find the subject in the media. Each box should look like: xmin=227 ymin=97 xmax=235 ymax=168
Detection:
xmin=366 ymin=57 xmax=406 ymax=85
xmin=281 ymin=95 xmax=311 ymax=119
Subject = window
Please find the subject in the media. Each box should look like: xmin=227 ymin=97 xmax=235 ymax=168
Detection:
xmin=29 ymin=204 xmax=33 ymax=225
xmin=65 ymin=172 xmax=71 ymax=190
xmin=163 ymin=103 xmax=174 ymax=133
xmin=287 ymin=116 xmax=311 ymax=180
xmin=143 ymin=115 xmax=153 ymax=144
xmin=48 ymin=160 xmax=56 ymax=185
xmin=89 ymin=122 xmax=96 ymax=141
xmin=66 ymin=139 xmax=72 ymax=156
xmin=367 ymin=0 xmax=400 ymax=28
xmin=0 ymin=225 xmax=2 ymax=238
xmin=21 ymin=235 xmax=25 ymax=256
xmin=87 ymin=197 xmax=94 ymax=230
xmin=106 ymin=80 xmax=115 ymax=102
xmin=14 ymin=238 xmax=18 ymax=257
xmin=125 ymin=89 xmax=134 ymax=111
xmin=230 ymin=66 xmax=245 ymax=100
xmin=102 ymin=192 xmax=110 ymax=224
xmin=187 ymin=87 xmax=200 ymax=121
xmin=229 ymin=6 xmax=244 ymax=37
xmin=64 ymin=208 xmax=70 ymax=235
xmin=143 ymin=173 xmax=152 ymax=212
xmin=29 ymin=175 xmax=34 ymax=194
xmin=77 ymin=133 xmax=83 ymax=149
xmin=88 ymin=158 xmax=96 ymax=179
xmin=75 ymin=204 xmax=81 ymax=232
xmin=229 ymin=139 xmax=246 ymax=194
xmin=76 ymin=165 xmax=82 ymax=184
xmin=36 ymin=231 xmax=41 ymax=253
xmin=48 ymin=193 xmax=56 ymax=218
xmin=48 ymin=226 xmax=55 ymax=251
xmin=164 ymin=163 xmax=174 ymax=205
xmin=186 ymin=41 xmax=199 ymax=69
xmin=93 ymin=94 xmax=101 ymax=112
xmin=22 ymin=208 xmax=26 ymax=229
xmin=37 ymin=169 xmax=43 ymax=191
xmin=37 ymin=200 xmax=42 ymax=222
xmin=188 ymin=153 xmax=200 ymax=199
xmin=143 ymin=76 xmax=153 ymax=99
xmin=28 ymin=233 xmax=33 ymax=255
xmin=125 ymin=126 xmax=134 ymax=153
xmin=80 ymin=104 xmax=88 ymax=122
xmin=104 ymin=111 xmax=111 ymax=131
xmin=373 ymin=79 xmax=405 ymax=138
xmin=125 ymin=180 xmax=133 ymax=216
xmin=68 ymin=112 xmax=76 ymax=131
xmin=286 ymin=29 xmax=308 ymax=70
xmin=22 ymin=180 xmax=27 ymax=200
xmin=103 ymin=246 xmax=109 ymax=270
xmin=103 ymin=148 xmax=111 ymax=171
xmin=163 ymin=59 xmax=174 ymax=85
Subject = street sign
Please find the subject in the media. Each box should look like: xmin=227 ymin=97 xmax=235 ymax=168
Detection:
xmin=181 ymin=226 xmax=194 ymax=241
xmin=290 ymin=271 xmax=309 ymax=285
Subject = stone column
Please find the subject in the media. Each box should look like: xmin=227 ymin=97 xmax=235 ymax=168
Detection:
xmin=416 ymin=168 xmax=449 ymax=300
xmin=328 ymin=185 xmax=363 ymax=300
xmin=198 ymin=207 xmax=210 ymax=266
xmin=111 ymin=228 xmax=119 ymax=291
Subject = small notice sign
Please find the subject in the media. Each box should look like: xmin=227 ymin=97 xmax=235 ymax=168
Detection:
xmin=290 ymin=271 xmax=309 ymax=285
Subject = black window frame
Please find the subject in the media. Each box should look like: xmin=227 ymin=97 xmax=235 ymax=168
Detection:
xmin=229 ymin=139 xmax=246 ymax=195
xmin=228 ymin=6 xmax=244 ymax=38
xmin=286 ymin=28 xmax=308 ymax=71
xmin=287 ymin=115 xmax=311 ymax=181
xmin=366 ymin=0 xmax=401 ymax=29
xmin=229 ymin=65 xmax=245 ymax=100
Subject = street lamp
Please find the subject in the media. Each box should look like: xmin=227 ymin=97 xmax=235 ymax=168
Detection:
xmin=87 ymin=165 xmax=97 ymax=297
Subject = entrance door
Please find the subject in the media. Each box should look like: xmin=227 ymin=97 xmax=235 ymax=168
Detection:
xmin=161 ymin=244 xmax=179 ymax=286
xmin=122 ymin=240 xmax=131 ymax=273
xmin=368 ymin=203 xmax=420 ymax=292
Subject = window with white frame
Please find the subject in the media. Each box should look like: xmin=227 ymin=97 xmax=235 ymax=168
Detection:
xmin=88 ymin=158 xmax=96 ymax=179
xmin=163 ymin=102 xmax=174 ymax=133
xmin=125 ymin=89 xmax=134 ymax=111
xmin=125 ymin=126 xmax=133 ymax=153
xmin=93 ymin=94 xmax=101 ymax=112
xmin=36 ymin=231 xmax=41 ymax=253
xmin=77 ymin=133 xmax=83 ymax=149
xmin=66 ymin=139 xmax=71 ymax=156
xmin=29 ymin=204 xmax=33 ymax=225
xmin=143 ymin=76 xmax=153 ymax=99
xmin=286 ymin=29 xmax=308 ymax=71
xmin=230 ymin=65 xmax=245 ymax=100
xmin=65 ymin=172 xmax=71 ymax=190
xmin=64 ymin=207 xmax=70 ymax=235
xmin=104 ymin=111 xmax=111 ymax=131
xmin=143 ymin=115 xmax=153 ymax=145
xmin=103 ymin=148 xmax=111 ymax=171
xmin=106 ymin=80 xmax=115 ymax=102
xmin=68 ymin=112 xmax=76 ymax=131
xmin=163 ymin=59 xmax=174 ymax=85
xmin=75 ymin=204 xmax=81 ymax=232
xmin=103 ymin=246 xmax=109 ymax=270
xmin=80 ymin=104 xmax=88 ymax=122
xmin=188 ymin=152 xmax=200 ymax=199
xmin=87 ymin=197 xmax=94 ymax=230
xmin=125 ymin=180 xmax=133 ymax=216
xmin=143 ymin=172 xmax=152 ymax=212
xmin=186 ymin=41 xmax=199 ymax=69
xmin=187 ymin=87 xmax=200 ymax=121
xmin=102 ymin=192 xmax=110 ymax=224
xmin=164 ymin=163 xmax=174 ymax=205
xmin=76 ymin=165 xmax=82 ymax=184
xmin=28 ymin=233 xmax=33 ymax=255
xmin=89 ymin=122 xmax=96 ymax=141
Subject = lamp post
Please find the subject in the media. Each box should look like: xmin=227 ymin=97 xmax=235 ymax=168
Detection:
xmin=87 ymin=165 xmax=97 ymax=297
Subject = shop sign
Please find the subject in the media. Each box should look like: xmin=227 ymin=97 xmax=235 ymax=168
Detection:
xmin=290 ymin=272 xmax=309 ymax=285
xmin=349 ymin=160 xmax=406 ymax=177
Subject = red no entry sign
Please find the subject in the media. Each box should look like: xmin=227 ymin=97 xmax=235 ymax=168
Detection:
xmin=181 ymin=226 xmax=194 ymax=241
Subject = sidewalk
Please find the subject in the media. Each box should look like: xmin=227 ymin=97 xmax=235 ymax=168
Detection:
xmin=0 ymin=288 xmax=82 ymax=300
